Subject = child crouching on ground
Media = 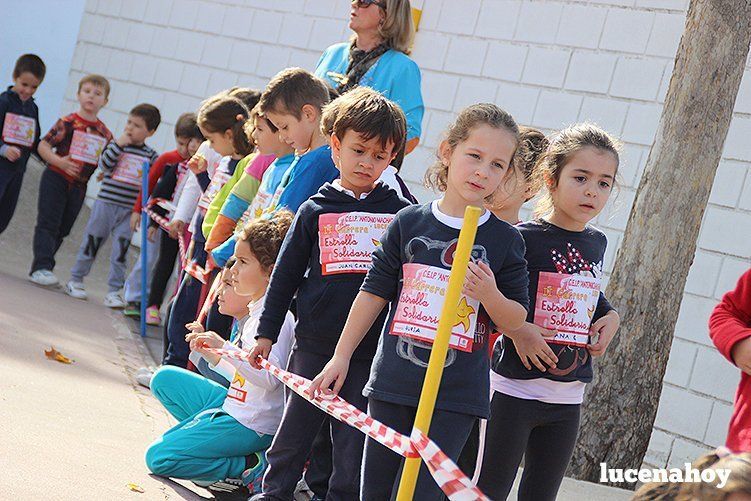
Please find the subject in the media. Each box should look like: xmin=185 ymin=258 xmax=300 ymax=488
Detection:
xmin=145 ymin=211 xmax=295 ymax=494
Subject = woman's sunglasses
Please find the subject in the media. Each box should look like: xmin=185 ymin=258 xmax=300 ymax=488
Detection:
xmin=353 ymin=0 xmax=386 ymax=9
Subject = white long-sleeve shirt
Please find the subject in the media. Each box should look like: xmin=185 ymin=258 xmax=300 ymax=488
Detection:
xmin=173 ymin=141 xmax=222 ymax=224
xmin=209 ymin=295 xmax=295 ymax=436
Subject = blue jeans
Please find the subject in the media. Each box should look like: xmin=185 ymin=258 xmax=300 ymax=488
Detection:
xmin=146 ymin=366 xmax=273 ymax=482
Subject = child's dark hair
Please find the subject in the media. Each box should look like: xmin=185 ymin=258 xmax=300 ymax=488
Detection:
xmin=238 ymin=210 xmax=294 ymax=272
xmin=224 ymin=256 xmax=236 ymax=270
xmin=321 ymin=87 xmax=406 ymax=155
xmin=258 ymin=67 xmax=330 ymax=119
xmin=198 ymin=95 xmax=254 ymax=156
xmin=130 ymin=103 xmax=161 ymax=132
xmin=228 ymin=88 xmax=262 ymax=115
xmin=424 ymin=103 xmax=520 ymax=195
xmin=78 ymin=74 xmax=110 ymax=99
xmin=174 ymin=112 xmax=202 ymax=140
xmin=533 ymin=122 xmax=621 ymax=218
xmin=13 ymin=54 xmax=46 ymax=81
xmin=243 ymin=105 xmax=279 ymax=146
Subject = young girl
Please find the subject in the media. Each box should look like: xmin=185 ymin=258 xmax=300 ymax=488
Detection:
xmin=162 ymin=93 xmax=255 ymax=370
xmin=457 ymin=126 xmax=548 ymax=478
xmin=186 ymin=258 xmax=248 ymax=387
xmin=204 ymin=107 xmax=296 ymax=261
xmin=146 ymin=211 xmax=295 ymax=493
xmin=309 ymin=103 xmax=530 ymax=500
xmin=477 ymin=123 xmax=622 ymax=501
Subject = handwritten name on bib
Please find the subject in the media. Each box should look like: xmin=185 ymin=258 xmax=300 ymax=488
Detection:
xmin=534 ymin=271 xmax=600 ymax=347
xmin=390 ymin=263 xmax=479 ymax=352
xmin=318 ymin=212 xmax=393 ymax=275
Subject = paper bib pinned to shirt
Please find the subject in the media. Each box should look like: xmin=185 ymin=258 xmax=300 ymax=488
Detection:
xmin=390 ymin=263 xmax=479 ymax=352
xmin=318 ymin=212 xmax=394 ymax=275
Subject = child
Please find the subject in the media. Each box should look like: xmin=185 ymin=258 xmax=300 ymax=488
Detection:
xmin=477 ymin=123 xmax=622 ymax=501
xmin=208 ymin=67 xmax=339 ymax=269
xmin=162 ymin=94 xmax=254 ymax=369
xmin=187 ymin=257 xmax=248 ymax=386
xmin=122 ymin=112 xmax=202 ymax=312
xmin=709 ymin=267 xmax=751 ymax=453
xmin=247 ymin=88 xmax=411 ymax=501
xmin=204 ymin=106 xmax=295 ymax=259
xmin=29 ymin=74 xmax=112 ymax=286
xmin=309 ymin=103 xmax=529 ymax=500
xmin=134 ymin=132 xmax=205 ymax=325
xmin=65 ymin=104 xmax=160 ymax=306
xmin=146 ymin=211 xmax=295 ymax=494
xmin=458 ymin=126 xmax=548 ymax=478
xmin=0 ymin=54 xmax=44 ymax=235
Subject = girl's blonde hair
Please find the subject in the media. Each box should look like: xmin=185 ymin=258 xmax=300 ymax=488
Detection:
xmin=532 ymin=122 xmax=621 ymax=219
xmin=424 ymin=103 xmax=519 ymax=198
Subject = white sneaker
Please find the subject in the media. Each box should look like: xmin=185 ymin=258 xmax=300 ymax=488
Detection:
xmin=30 ymin=269 xmax=59 ymax=286
xmin=135 ymin=368 xmax=154 ymax=388
xmin=65 ymin=281 xmax=87 ymax=299
xmin=104 ymin=291 xmax=127 ymax=308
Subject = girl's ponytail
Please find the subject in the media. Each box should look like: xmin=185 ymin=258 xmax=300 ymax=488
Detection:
xmin=197 ymin=95 xmax=254 ymax=156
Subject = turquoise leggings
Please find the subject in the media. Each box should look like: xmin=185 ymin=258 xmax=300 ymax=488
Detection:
xmin=145 ymin=366 xmax=273 ymax=482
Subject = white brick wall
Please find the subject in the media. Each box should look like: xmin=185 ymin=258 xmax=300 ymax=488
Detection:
xmin=66 ymin=0 xmax=751 ymax=465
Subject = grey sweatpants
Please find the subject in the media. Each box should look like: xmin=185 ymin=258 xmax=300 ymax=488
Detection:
xmin=70 ymin=199 xmax=132 ymax=292
xmin=123 ymin=228 xmax=160 ymax=303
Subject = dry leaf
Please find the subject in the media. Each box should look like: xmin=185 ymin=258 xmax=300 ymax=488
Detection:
xmin=127 ymin=483 xmax=144 ymax=493
xmin=44 ymin=347 xmax=74 ymax=364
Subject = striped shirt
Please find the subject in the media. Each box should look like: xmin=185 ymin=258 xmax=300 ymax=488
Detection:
xmin=97 ymin=141 xmax=159 ymax=208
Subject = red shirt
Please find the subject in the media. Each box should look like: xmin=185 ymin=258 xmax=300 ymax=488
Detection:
xmin=709 ymin=268 xmax=751 ymax=452
xmin=132 ymin=149 xmax=186 ymax=213
xmin=43 ymin=113 xmax=112 ymax=186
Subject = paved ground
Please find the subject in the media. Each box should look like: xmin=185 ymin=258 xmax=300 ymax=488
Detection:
xmin=0 ymin=158 xmax=633 ymax=500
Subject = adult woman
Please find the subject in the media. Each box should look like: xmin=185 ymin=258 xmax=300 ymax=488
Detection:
xmin=315 ymin=0 xmax=424 ymax=155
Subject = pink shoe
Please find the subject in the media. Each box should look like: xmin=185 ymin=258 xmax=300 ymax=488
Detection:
xmin=145 ymin=306 xmax=161 ymax=326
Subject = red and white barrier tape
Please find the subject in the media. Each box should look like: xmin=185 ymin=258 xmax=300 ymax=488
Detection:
xmin=144 ymin=198 xmax=211 ymax=284
xmin=203 ymin=347 xmax=490 ymax=500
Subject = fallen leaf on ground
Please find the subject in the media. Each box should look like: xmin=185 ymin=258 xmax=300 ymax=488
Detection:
xmin=44 ymin=347 xmax=74 ymax=364
xmin=127 ymin=483 xmax=145 ymax=493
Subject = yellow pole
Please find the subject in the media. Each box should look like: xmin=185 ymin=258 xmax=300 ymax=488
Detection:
xmin=395 ymin=205 xmax=482 ymax=500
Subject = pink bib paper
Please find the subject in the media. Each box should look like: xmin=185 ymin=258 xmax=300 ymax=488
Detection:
xmin=112 ymin=153 xmax=146 ymax=186
xmin=533 ymin=271 xmax=600 ymax=347
xmin=390 ymin=263 xmax=479 ymax=352
xmin=318 ymin=212 xmax=393 ymax=275
xmin=2 ymin=113 xmax=35 ymax=147
xmin=70 ymin=130 xmax=107 ymax=164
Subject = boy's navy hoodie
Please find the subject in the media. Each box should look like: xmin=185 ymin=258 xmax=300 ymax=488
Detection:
xmin=0 ymin=86 xmax=41 ymax=171
xmin=257 ymin=182 xmax=412 ymax=360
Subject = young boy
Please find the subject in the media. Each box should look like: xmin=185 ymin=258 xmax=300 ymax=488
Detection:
xmin=123 ymin=112 xmax=201 ymax=314
xmin=65 ymin=104 xmax=160 ymax=307
xmin=0 ymin=54 xmax=45 ymax=235
xmin=248 ymin=87 xmax=411 ymax=501
xmin=207 ymin=67 xmax=340 ymax=267
xmin=30 ymin=74 xmax=112 ymax=286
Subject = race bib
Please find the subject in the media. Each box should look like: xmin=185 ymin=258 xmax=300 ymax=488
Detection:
xmin=237 ymin=190 xmax=271 ymax=229
xmin=2 ymin=113 xmax=35 ymax=147
xmin=198 ymin=169 xmax=231 ymax=210
xmin=534 ymin=272 xmax=601 ymax=347
xmin=226 ymin=371 xmax=248 ymax=403
xmin=318 ymin=212 xmax=393 ymax=275
xmin=112 ymin=153 xmax=146 ymax=186
xmin=69 ymin=130 xmax=106 ymax=164
xmin=390 ymin=263 xmax=479 ymax=352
